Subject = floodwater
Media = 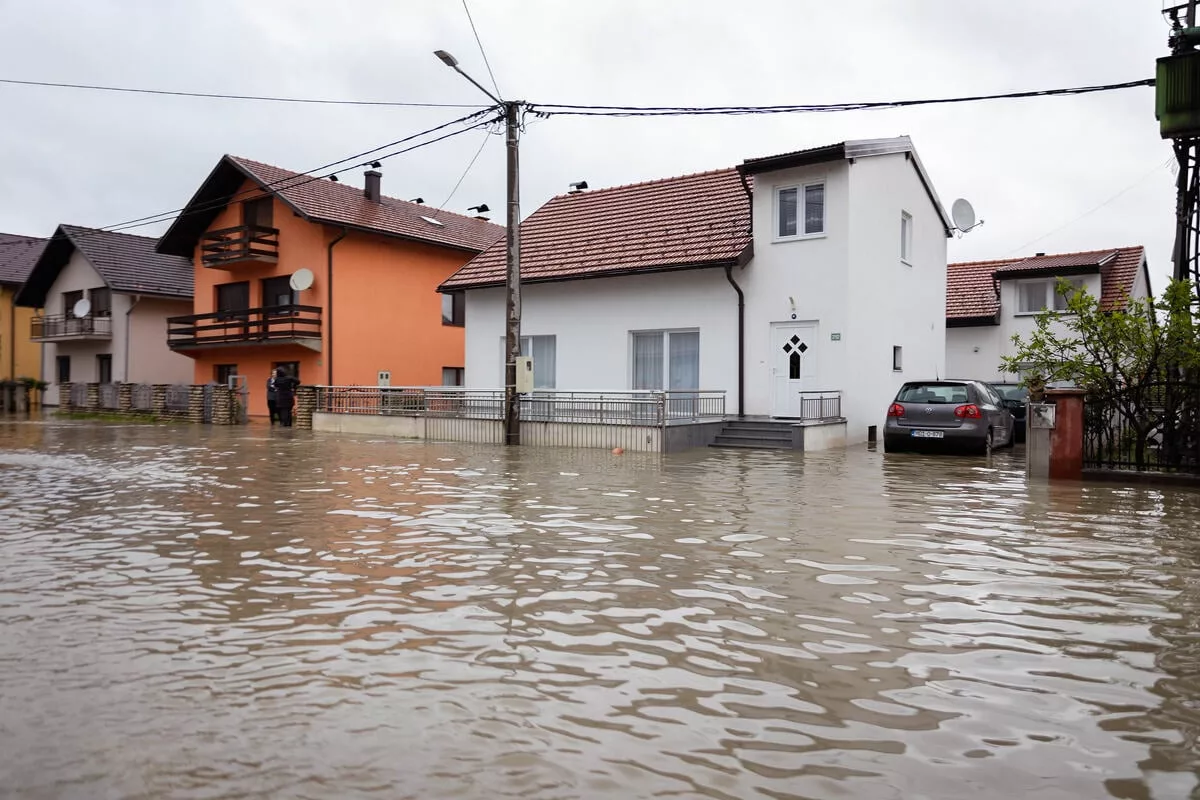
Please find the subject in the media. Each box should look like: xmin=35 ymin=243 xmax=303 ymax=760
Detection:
xmin=1 ymin=420 xmax=1198 ymax=800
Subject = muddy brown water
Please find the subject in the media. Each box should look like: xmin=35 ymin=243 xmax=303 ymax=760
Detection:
xmin=1 ymin=419 xmax=1198 ymax=799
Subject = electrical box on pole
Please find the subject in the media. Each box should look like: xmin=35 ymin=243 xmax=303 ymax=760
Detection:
xmin=514 ymin=357 xmax=534 ymax=394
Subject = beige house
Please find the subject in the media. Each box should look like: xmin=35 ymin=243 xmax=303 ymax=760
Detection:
xmin=16 ymin=225 xmax=194 ymax=403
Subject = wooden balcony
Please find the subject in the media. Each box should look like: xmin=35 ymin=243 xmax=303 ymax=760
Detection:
xmin=167 ymin=305 xmax=321 ymax=351
xmin=200 ymin=224 xmax=279 ymax=268
xmin=31 ymin=314 xmax=113 ymax=342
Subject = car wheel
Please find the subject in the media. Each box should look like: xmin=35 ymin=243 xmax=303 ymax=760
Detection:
xmin=982 ymin=429 xmax=993 ymax=457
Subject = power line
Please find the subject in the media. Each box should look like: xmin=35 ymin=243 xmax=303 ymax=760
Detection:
xmin=462 ymin=0 xmax=502 ymax=100
xmin=529 ymin=77 xmax=1155 ymax=117
xmin=1006 ymin=157 xmax=1174 ymax=255
xmin=0 ymin=77 xmax=490 ymax=109
xmin=0 ymin=108 xmax=502 ymax=250
xmin=440 ymin=131 xmax=494 ymax=209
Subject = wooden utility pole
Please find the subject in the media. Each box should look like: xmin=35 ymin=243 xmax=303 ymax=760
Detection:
xmin=503 ymin=100 xmax=523 ymax=445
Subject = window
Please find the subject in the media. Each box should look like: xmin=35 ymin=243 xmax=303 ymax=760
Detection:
xmin=632 ymin=330 xmax=700 ymax=390
xmin=776 ymin=182 xmax=825 ymax=239
xmin=892 ymin=346 xmax=903 ymax=372
xmin=272 ymin=361 xmax=299 ymax=382
xmin=515 ymin=335 xmax=556 ymax=389
xmin=442 ymin=367 xmax=464 ymax=386
xmin=900 ymin=211 xmax=913 ymax=263
xmin=215 ymin=282 xmax=250 ymax=318
xmin=442 ymin=291 xmax=465 ymax=326
xmin=96 ymin=354 xmax=113 ymax=384
xmin=63 ymin=290 xmax=83 ymax=317
xmin=262 ymin=276 xmax=295 ymax=311
xmin=1016 ymin=278 xmax=1087 ymax=314
xmin=243 ymin=197 xmax=273 ymax=229
xmin=215 ymin=364 xmax=238 ymax=385
xmin=56 ymin=355 xmax=70 ymax=383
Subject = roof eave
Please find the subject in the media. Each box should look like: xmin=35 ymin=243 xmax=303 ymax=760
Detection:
xmin=737 ymin=144 xmax=846 ymax=176
xmin=947 ymin=314 xmax=1000 ymax=328
xmin=308 ymin=217 xmax=493 ymax=255
xmin=13 ymin=226 xmax=77 ymax=308
xmin=994 ymin=264 xmax=1102 ymax=281
xmin=439 ymin=252 xmax=747 ymax=293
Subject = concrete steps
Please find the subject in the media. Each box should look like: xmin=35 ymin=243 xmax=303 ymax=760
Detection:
xmin=709 ymin=420 xmax=796 ymax=450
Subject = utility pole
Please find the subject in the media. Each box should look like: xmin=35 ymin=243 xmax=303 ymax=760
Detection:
xmin=1159 ymin=3 xmax=1200 ymax=291
xmin=435 ymin=50 xmax=523 ymax=444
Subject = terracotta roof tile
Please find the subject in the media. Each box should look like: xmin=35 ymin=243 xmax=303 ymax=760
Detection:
xmin=441 ymin=168 xmax=751 ymax=289
xmin=947 ymin=246 xmax=1146 ymax=320
xmin=230 ymin=156 xmax=506 ymax=253
xmin=0 ymin=233 xmax=46 ymax=286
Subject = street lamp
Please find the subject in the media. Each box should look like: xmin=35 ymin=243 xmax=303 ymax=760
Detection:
xmin=435 ymin=49 xmax=523 ymax=445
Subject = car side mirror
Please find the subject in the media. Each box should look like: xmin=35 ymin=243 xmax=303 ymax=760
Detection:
xmin=1002 ymin=398 xmax=1023 ymax=410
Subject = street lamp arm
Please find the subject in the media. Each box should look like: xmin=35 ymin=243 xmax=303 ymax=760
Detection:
xmin=433 ymin=49 xmax=503 ymax=105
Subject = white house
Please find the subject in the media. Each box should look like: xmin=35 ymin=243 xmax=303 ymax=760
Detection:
xmin=946 ymin=247 xmax=1152 ymax=382
xmin=441 ymin=136 xmax=952 ymax=444
xmin=16 ymin=224 xmax=194 ymax=403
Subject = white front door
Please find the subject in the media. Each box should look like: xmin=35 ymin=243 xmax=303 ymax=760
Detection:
xmin=771 ymin=322 xmax=818 ymax=417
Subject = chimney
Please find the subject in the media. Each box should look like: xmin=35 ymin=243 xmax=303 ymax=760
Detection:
xmin=364 ymin=170 xmax=382 ymax=203
xmin=1035 ymin=252 xmax=1046 ymax=257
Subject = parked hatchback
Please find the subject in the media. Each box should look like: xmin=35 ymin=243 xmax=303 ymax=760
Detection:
xmin=990 ymin=383 xmax=1028 ymax=443
xmin=884 ymin=380 xmax=1015 ymax=454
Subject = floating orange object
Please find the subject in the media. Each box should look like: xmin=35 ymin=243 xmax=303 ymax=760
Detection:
xmin=612 ymin=447 xmax=625 ymax=455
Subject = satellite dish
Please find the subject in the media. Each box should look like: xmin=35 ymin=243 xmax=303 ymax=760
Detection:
xmin=951 ymin=198 xmax=978 ymax=232
xmin=289 ymin=268 xmax=315 ymax=291
xmin=73 ymin=298 xmax=91 ymax=318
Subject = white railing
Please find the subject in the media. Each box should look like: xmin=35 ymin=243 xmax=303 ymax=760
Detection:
xmin=314 ymin=387 xmax=726 ymax=426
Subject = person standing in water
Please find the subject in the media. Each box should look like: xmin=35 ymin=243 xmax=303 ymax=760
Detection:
xmin=266 ymin=372 xmax=279 ymax=425
xmin=273 ymin=366 xmax=299 ymax=427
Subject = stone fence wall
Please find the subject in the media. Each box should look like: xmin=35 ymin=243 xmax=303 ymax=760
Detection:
xmin=56 ymin=382 xmax=247 ymax=425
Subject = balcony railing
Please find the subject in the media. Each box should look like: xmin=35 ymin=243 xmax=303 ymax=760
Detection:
xmin=167 ymin=304 xmax=321 ymax=350
xmin=31 ymin=314 xmax=113 ymax=341
xmin=799 ymin=390 xmax=842 ymax=421
xmin=200 ymin=224 xmax=279 ymax=267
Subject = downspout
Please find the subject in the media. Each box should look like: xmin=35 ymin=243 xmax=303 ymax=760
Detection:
xmin=124 ymin=294 xmax=141 ymax=382
xmin=8 ymin=291 xmax=15 ymax=379
xmin=725 ymin=264 xmax=746 ymax=418
xmin=326 ymin=227 xmax=348 ymax=385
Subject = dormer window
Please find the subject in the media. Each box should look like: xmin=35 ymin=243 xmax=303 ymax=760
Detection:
xmin=776 ymin=182 xmax=825 ymax=239
xmin=1016 ymin=277 xmax=1087 ymax=314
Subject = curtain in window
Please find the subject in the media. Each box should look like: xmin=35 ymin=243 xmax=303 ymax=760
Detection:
xmin=1019 ymin=282 xmax=1046 ymax=313
xmin=519 ymin=335 xmax=557 ymax=389
xmin=668 ymin=331 xmax=700 ymax=390
xmin=632 ymin=332 xmax=664 ymax=390
xmin=778 ymin=188 xmax=798 ymax=237
xmin=804 ymin=184 xmax=824 ymax=234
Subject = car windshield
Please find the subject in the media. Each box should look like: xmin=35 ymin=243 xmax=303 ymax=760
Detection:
xmin=993 ymin=385 xmax=1028 ymax=401
xmin=896 ymin=383 xmax=971 ymax=404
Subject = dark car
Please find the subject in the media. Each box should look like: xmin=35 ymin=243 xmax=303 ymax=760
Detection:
xmin=991 ymin=383 xmax=1028 ymax=443
xmin=884 ymin=380 xmax=1016 ymax=454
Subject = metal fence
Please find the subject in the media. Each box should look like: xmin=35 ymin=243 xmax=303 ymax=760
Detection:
xmin=165 ymin=385 xmax=190 ymax=413
xmin=131 ymin=384 xmax=153 ymax=411
xmin=99 ymin=383 xmax=120 ymax=410
xmin=1084 ymin=380 xmax=1200 ymax=474
xmin=799 ymin=391 xmax=842 ymax=421
xmin=69 ymin=383 xmax=87 ymax=407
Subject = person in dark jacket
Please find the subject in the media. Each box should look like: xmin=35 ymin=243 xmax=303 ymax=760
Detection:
xmin=274 ymin=367 xmax=299 ymax=427
xmin=266 ymin=373 xmax=279 ymax=425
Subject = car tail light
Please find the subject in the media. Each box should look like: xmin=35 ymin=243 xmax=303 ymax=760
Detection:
xmin=887 ymin=403 xmax=905 ymax=418
xmin=954 ymin=404 xmax=982 ymax=419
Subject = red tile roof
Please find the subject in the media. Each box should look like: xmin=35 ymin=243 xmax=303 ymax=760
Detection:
xmin=0 ymin=233 xmax=46 ymax=286
xmin=440 ymin=168 xmax=752 ymax=289
xmin=947 ymin=246 xmax=1147 ymax=321
xmin=158 ymin=155 xmax=506 ymax=257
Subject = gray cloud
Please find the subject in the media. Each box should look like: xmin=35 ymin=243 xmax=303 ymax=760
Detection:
xmin=0 ymin=0 xmax=1176 ymax=289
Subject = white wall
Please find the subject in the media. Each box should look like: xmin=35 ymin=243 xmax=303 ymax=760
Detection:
xmin=845 ymin=152 xmax=948 ymax=441
xmin=739 ymin=160 xmax=851 ymax=418
xmin=946 ymin=325 xmax=1004 ymax=381
xmin=128 ymin=297 xmax=193 ymax=384
xmin=464 ymin=268 xmax=738 ymax=401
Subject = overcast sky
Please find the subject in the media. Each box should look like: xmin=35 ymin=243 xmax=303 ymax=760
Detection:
xmin=0 ymin=0 xmax=1176 ymax=291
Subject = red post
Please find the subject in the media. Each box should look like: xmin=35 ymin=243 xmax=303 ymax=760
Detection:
xmin=1046 ymin=388 xmax=1087 ymax=480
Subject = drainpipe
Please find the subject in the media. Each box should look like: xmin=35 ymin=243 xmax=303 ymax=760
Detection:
xmin=326 ymin=227 xmax=348 ymax=386
xmin=124 ymin=294 xmax=141 ymax=382
xmin=725 ymin=264 xmax=745 ymax=418
xmin=8 ymin=291 xmax=15 ymax=379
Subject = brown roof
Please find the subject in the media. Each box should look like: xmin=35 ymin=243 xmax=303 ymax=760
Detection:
xmin=159 ymin=155 xmax=506 ymax=257
xmin=440 ymin=168 xmax=752 ymax=290
xmin=0 ymin=233 xmax=47 ymax=286
xmin=15 ymin=225 xmax=193 ymax=308
xmin=947 ymin=246 xmax=1147 ymax=323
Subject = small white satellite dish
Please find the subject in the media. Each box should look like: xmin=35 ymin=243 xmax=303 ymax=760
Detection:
xmin=289 ymin=268 xmax=315 ymax=292
xmin=951 ymin=198 xmax=980 ymax=233
xmin=73 ymin=298 xmax=91 ymax=318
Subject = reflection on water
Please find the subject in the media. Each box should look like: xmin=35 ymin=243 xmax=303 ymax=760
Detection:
xmin=1 ymin=419 xmax=1198 ymax=799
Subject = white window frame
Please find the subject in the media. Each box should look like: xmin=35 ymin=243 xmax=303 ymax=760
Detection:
xmin=1014 ymin=277 xmax=1087 ymax=315
xmin=629 ymin=328 xmax=700 ymax=391
xmin=498 ymin=335 xmax=556 ymax=389
xmin=773 ymin=180 xmax=826 ymax=241
xmin=900 ymin=211 xmax=913 ymax=265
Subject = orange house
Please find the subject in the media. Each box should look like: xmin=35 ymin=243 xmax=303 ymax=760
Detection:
xmin=157 ymin=156 xmax=504 ymax=417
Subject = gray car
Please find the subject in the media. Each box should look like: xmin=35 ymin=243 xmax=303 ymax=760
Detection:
xmin=883 ymin=380 xmax=1016 ymax=454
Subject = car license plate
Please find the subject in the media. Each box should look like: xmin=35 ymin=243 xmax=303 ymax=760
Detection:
xmin=911 ymin=430 xmax=944 ymax=439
